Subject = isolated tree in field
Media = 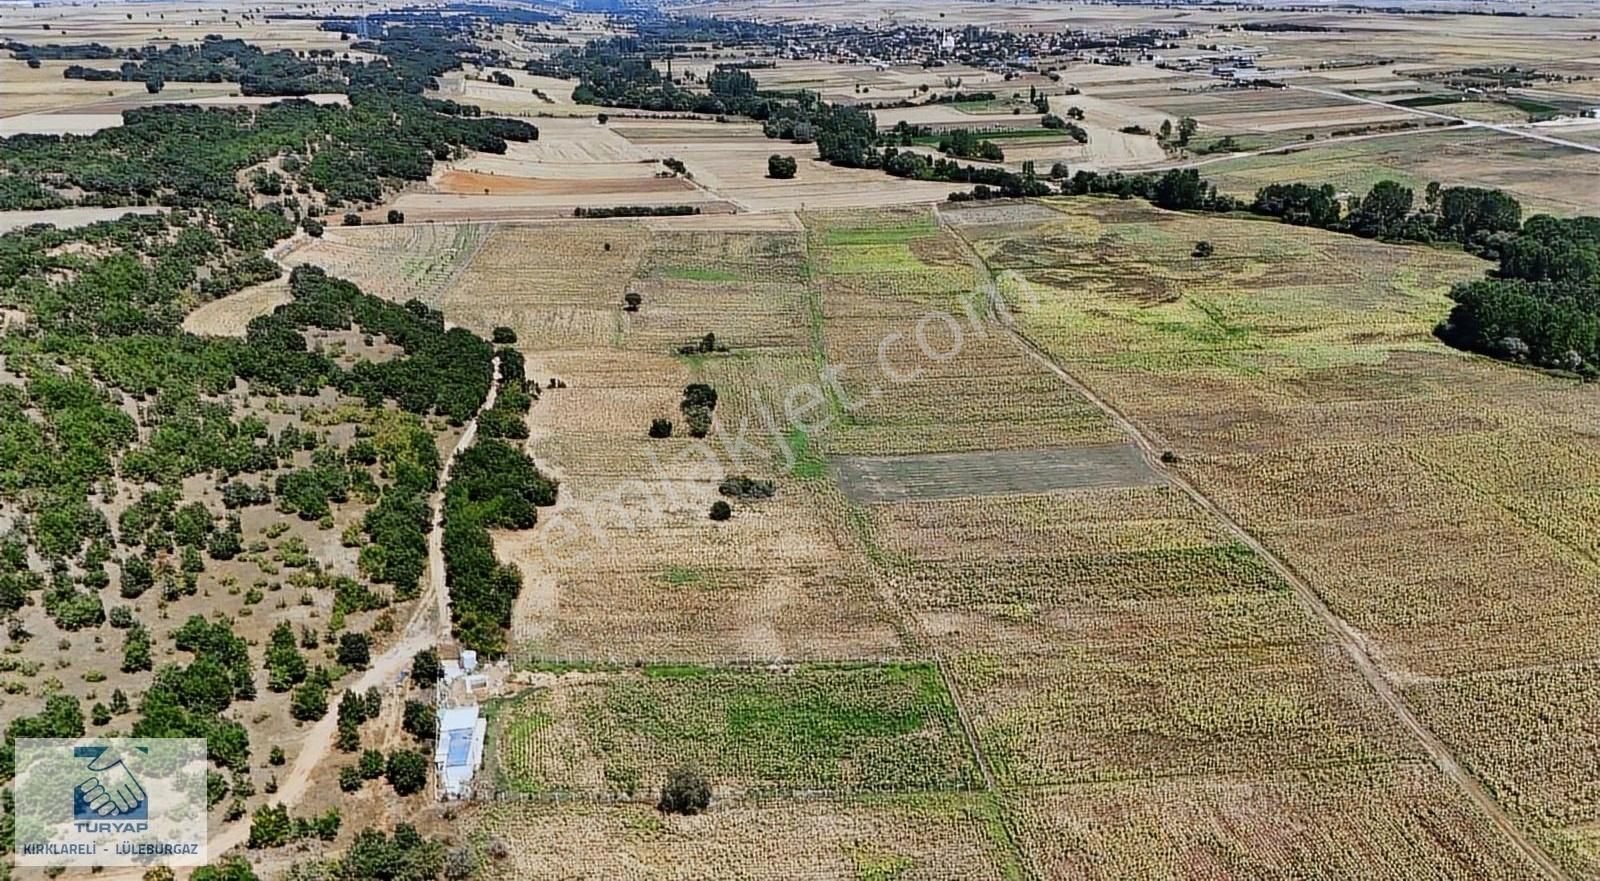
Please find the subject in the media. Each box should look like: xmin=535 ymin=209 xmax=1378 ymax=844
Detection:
xmin=343 ymin=213 xmax=361 ymax=227
xmin=1192 ymin=240 xmax=1214 ymax=258
xmin=659 ymin=765 xmax=711 ymax=815
xmin=1158 ymin=119 xmax=1172 ymax=141
xmin=387 ymin=209 xmax=405 ymax=224
xmin=1177 ymin=116 xmax=1198 ymax=146
xmin=648 ymin=418 xmax=673 ymax=438
xmin=411 ymin=648 xmax=443 ymax=687
xmin=623 ymin=291 xmax=642 ymax=312
xmin=491 ymin=326 xmax=517 ymax=345
xmin=386 ymin=749 xmax=428 ymax=796
xmin=767 ymin=154 xmax=797 ymax=179
xmin=709 ymin=500 xmax=732 ymax=521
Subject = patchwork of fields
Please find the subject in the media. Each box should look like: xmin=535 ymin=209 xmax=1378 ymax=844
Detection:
xmin=273 ymin=194 xmax=1596 ymax=878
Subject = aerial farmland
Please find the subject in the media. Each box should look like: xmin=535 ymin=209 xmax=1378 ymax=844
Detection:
xmin=0 ymin=0 xmax=1596 ymax=879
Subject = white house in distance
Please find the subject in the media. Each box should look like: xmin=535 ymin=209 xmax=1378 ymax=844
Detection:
xmin=435 ymin=704 xmax=487 ymax=799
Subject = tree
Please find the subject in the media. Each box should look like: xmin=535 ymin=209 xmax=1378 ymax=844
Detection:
xmin=386 ymin=749 xmax=427 ymax=795
xmin=339 ymin=765 xmax=362 ymax=792
xmin=1177 ymin=116 xmax=1198 ymax=146
xmin=1345 ymin=180 xmax=1414 ymax=239
xmin=490 ymin=326 xmax=517 ymax=345
xmin=359 ymin=748 xmax=386 ymax=779
xmin=709 ymin=500 xmax=732 ymax=521
xmin=1158 ymin=119 xmax=1173 ymax=141
xmin=658 ymin=765 xmax=711 ymax=815
xmin=265 ymin=621 xmax=307 ymax=692
xmin=339 ymin=825 xmax=444 ymax=881
xmin=120 ymin=555 xmax=153 ymax=599
xmin=387 ymin=209 xmax=405 ymax=224
xmin=146 ymin=76 xmax=166 ymax=94
xmin=337 ymin=632 xmax=371 ymax=670
xmin=343 ymin=213 xmax=362 ymax=227
xmin=648 ymin=418 xmax=673 ymax=439
xmin=402 ymin=700 xmax=437 ymax=743
xmin=247 ymin=803 xmax=293 ymax=849
xmin=1192 ymin=240 xmax=1214 ymax=258
xmin=290 ymin=677 xmax=328 ymax=721
xmin=623 ymin=291 xmax=642 ymax=312
xmin=302 ymin=217 xmax=324 ymax=238
xmin=766 ymin=154 xmax=797 ymax=180
xmin=121 ymin=624 xmax=152 ymax=673
xmin=411 ymin=648 xmax=443 ymax=688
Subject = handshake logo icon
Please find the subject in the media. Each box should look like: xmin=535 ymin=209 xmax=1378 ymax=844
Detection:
xmin=73 ymin=745 xmax=149 ymax=823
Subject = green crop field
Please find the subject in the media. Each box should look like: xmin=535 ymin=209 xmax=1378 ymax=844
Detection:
xmin=484 ymin=663 xmax=980 ymax=797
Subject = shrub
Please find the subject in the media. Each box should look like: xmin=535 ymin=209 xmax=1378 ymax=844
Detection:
xmin=1192 ymin=240 xmax=1214 ymax=258
xmin=648 ymin=418 xmax=673 ymax=439
xmin=658 ymin=765 xmax=711 ymax=815
xmin=709 ymin=500 xmax=732 ymax=521
xmin=491 ymin=326 xmax=517 ymax=345
xmin=767 ymin=154 xmax=797 ymax=179
xmin=359 ymin=749 xmax=386 ymax=780
xmin=718 ymin=476 xmax=775 ymax=499
xmin=339 ymin=766 xmax=362 ymax=792
xmin=343 ymin=213 xmax=362 ymax=227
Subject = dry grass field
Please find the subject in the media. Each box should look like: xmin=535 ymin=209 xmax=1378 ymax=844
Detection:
xmin=1009 ymin=764 xmax=1544 ymax=881
xmin=463 ymin=795 xmax=1021 ymax=881
xmin=973 ymin=196 xmax=1600 ymax=877
xmin=1198 ymin=128 xmax=1600 ymax=217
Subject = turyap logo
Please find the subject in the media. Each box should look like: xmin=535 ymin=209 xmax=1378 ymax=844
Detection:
xmin=14 ymin=737 xmax=207 ymax=867
xmin=73 ymin=745 xmax=149 ymax=823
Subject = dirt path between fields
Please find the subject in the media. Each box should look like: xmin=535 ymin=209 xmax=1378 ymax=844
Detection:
xmin=936 ymin=203 xmax=1570 ymax=881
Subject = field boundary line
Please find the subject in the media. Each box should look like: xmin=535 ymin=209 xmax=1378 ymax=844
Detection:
xmin=937 ymin=201 xmax=1571 ymax=881
xmin=800 ymin=213 xmax=1037 ymax=878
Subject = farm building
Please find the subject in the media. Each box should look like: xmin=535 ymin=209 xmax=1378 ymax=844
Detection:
xmin=435 ymin=705 xmax=487 ymax=799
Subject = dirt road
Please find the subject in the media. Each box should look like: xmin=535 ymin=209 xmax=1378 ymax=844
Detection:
xmin=936 ymin=205 xmax=1570 ymax=881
